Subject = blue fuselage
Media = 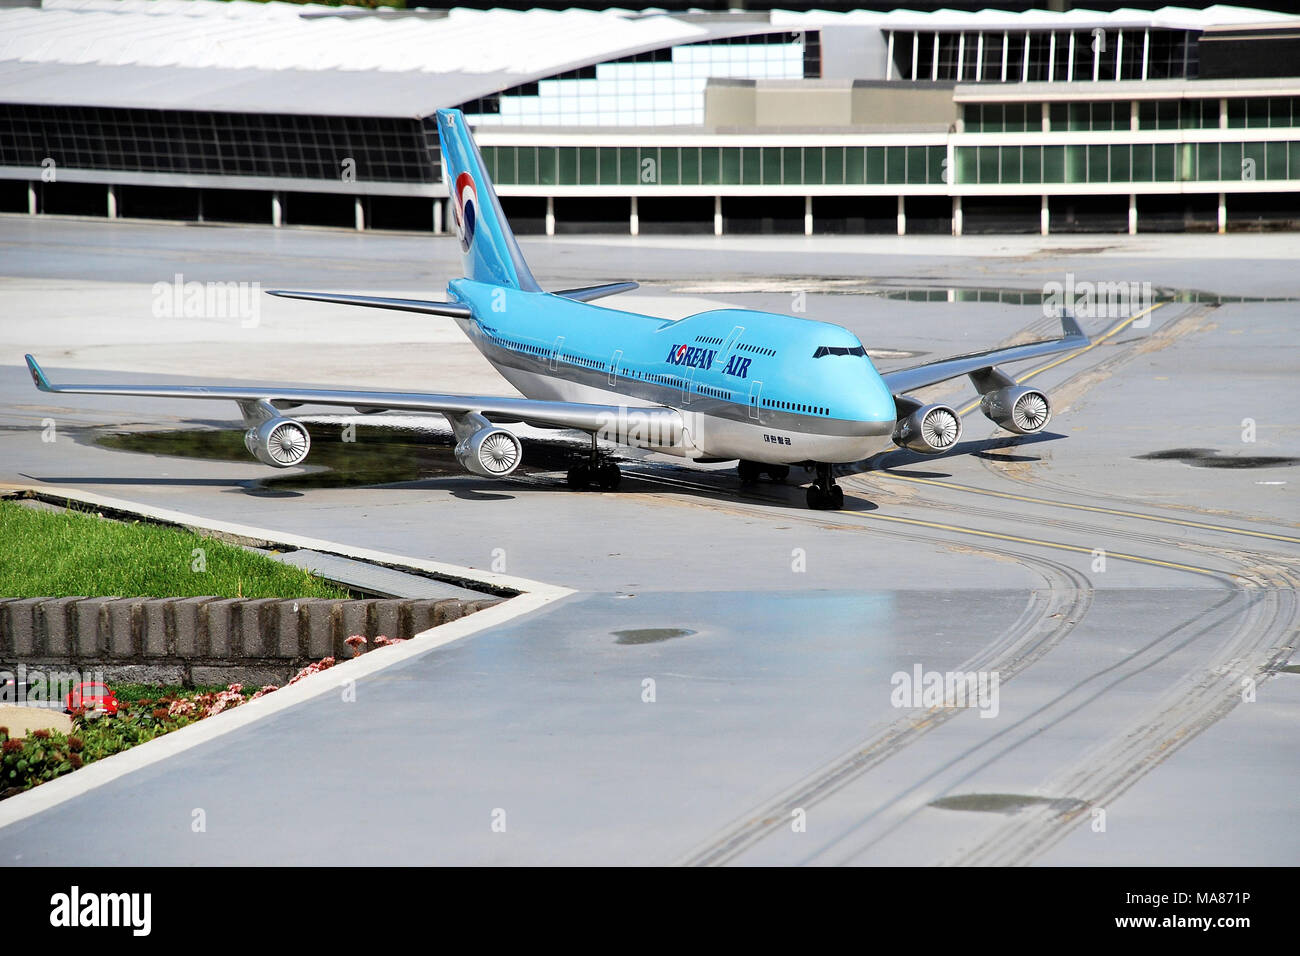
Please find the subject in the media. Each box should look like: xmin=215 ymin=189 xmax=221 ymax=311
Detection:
xmin=447 ymin=279 xmax=896 ymax=463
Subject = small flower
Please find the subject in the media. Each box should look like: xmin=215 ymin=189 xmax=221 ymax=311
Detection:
xmin=2 ymin=739 xmax=23 ymax=754
xmin=31 ymin=729 xmax=50 ymax=740
xmin=68 ymin=736 xmax=83 ymax=752
xmin=69 ymin=754 xmax=83 ymax=769
xmin=151 ymin=708 xmax=169 ymax=720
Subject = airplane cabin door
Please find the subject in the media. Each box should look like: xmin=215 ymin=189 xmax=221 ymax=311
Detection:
xmin=748 ymin=380 xmax=763 ymax=420
xmin=549 ymin=336 xmax=564 ymax=372
xmin=608 ymin=349 xmax=623 ymax=386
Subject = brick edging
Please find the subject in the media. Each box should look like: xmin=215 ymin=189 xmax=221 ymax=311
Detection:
xmin=0 ymin=596 xmax=500 ymax=687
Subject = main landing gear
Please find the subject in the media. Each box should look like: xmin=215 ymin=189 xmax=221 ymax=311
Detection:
xmin=737 ymin=460 xmax=791 ymax=485
xmin=567 ymin=434 xmax=622 ymax=491
xmin=805 ymin=463 xmax=844 ymax=511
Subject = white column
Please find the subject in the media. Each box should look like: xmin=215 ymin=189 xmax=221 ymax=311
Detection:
xmin=433 ymin=197 xmax=443 ymax=234
xmin=1219 ymin=97 xmax=1228 ymax=129
xmin=1092 ymin=31 xmax=1101 ymax=82
xmin=1114 ymin=30 xmax=1124 ymax=80
xmin=271 ymin=192 xmax=282 ymax=227
xmin=932 ymin=33 xmax=940 ymax=81
xmin=714 ymin=196 xmax=723 ymax=236
xmin=896 ymin=195 xmax=906 ymax=236
xmin=1042 ymin=101 xmax=1051 ymax=132
xmin=1047 ymin=32 xmax=1056 ymax=83
xmin=1001 ymin=31 xmax=1009 ymax=82
xmin=1040 ymin=195 xmax=1050 ymax=236
xmin=354 ymin=196 xmax=364 ymax=231
xmin=27 ymin=182 xmax=36 ymax=215
xmin=630 ymin=196 xmax=639 ymax=236
xmin=1131 ymin=100 xmax=1140 ymax=132
xmin=106 ymin=184 xmax=117 ymax=219
xmin=1218 ymin=192 xmax=1227 ymax=234
xmin=911 ymin=32 xmax=919 ymax=81
xmin=952 ymin=196 xmax=962 ymax=236
xmin=1128 ymin=193 xmax=1137 ymax=235
xmin=545 ymin=196 xmax=555 ymax=237
xmin=957 ymin=33 xmax=965 ymax=81
xmin=886 ymin=31 xmax=894 ymax=81
xmin=1067 ymin=31 xmax=1076 ymax=83
xmin=975 ymin=32 xmax=984 ymax=81
xmin=1022 ymin=31 xmax=1031 ymax=82
xmin=1141 ymin=29 xmax=1149 ymax=81
xmin=803 ymin=196 xmax=813 ymax=236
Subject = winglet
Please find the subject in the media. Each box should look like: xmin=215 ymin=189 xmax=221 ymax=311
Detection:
xmin=25 ymin=354 xmax=53 ymax=392
xmin=1060 ymin=308 xmax=1088 ymax=343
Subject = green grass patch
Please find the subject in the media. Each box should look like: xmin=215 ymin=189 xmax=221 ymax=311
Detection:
xmin=0 ymin=500 xmax=349 ymax=599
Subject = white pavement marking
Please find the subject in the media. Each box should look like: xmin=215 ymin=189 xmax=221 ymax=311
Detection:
xmin=0 ymin=483 xmax=573 ymax=833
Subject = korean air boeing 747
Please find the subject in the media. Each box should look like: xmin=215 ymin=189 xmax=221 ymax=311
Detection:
xmin=26 ymin=108 xmax=1087 ymax=510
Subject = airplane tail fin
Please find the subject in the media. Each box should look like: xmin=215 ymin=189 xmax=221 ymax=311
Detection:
xmin=436 ymin=108 xmax=540 ymax=292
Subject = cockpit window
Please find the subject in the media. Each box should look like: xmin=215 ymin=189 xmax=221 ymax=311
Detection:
xmin=813 ymin=346 xmax=867 ymax=358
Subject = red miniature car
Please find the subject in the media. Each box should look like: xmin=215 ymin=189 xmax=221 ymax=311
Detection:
xmin=65 ymin=682 xmax=119 ymax=716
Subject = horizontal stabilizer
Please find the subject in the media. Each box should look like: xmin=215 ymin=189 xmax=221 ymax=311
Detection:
xmin=266 ymin=290 xmax=471 ymax=318
xmin=554 ymin=282 xmax=639 ymax=302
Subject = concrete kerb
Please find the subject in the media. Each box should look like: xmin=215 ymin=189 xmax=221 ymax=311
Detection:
xmin=0 ymin=483 xmax=574 ymax=833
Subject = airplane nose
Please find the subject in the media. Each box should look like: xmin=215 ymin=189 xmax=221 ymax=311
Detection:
xmin=846 ymin=372 xmax=896 ymax=435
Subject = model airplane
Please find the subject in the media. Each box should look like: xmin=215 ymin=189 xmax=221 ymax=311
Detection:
xmin=26 ymin=108 xmax=1086 ymax=510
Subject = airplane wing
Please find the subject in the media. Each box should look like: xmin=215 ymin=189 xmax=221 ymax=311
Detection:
xmin=24 ymin=354 xmax=680 ymax=435
xmin=881 ymin=311 xmax=1088 ymax=395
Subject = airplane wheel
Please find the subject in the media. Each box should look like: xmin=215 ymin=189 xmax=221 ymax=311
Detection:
xmin=806 ymin=485 xmax=826 ymax=510
xmin=738 ymin=461 xmax=762 ymax=485
xmin=595 ymin=462 xmax=621 ymax=491
xmin=766 ymin=465 xmax=790 ymax=483
xmin=828 ymin=485 xmax=844 ymax=510
xmin=566 ymin=464 xmax=592 ymax=489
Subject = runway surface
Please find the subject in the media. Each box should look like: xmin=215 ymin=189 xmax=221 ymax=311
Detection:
xmin=0 ymin=216 xmax=1295 ymax=865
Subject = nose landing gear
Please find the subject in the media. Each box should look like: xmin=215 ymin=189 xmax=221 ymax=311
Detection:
xmin=805 ymin=463 xmax=844 ymax=510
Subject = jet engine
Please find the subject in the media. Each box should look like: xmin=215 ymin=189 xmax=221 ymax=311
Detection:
xmin=244 ymin=417 xmax=311 ymax=468
xmin=455 ymin=426 xmax=522 ymax=477
xmin=979 ymin=386 xmax=1052 ymax=435
xmin=892 ymin=402 xmax=962 ymax=455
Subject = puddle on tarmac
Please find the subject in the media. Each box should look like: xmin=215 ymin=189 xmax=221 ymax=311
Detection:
xmin=95 ymin=422 xmax=581 ymax=490
xmin=612 ymin=627 xmax=697 ymax=645
xmin=1135 ymin=448 xmax=1299 ymax=470
xmin=929 ymin=793 xmax=1087 ymax=815
xmin=669 ymin=277 xmax=1300 ymax=306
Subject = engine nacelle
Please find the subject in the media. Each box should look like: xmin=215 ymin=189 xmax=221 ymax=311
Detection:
xmin=979 ymin=386 xmax=1052 ymax=435
xmin=455 ymin=426 xmax=522 ymax=477
xmin=892 ymin=403 xmax=962 ymax=455
xmin=244 ymin=417 xmax=311 ymax=468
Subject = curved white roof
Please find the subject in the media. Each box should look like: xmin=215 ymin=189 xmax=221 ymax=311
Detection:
xmin=0 ymin=2 xmax=1293 ymax=118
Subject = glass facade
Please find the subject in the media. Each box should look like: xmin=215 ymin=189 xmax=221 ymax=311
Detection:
xmin=956 ymin=141 xmax=1299 ymax=185
xmin=480 ymin=144 xmax=948 ymax=187
xmin=891 ymin=28 xmax=1198 ymax=83
xmin=460 ymin=33 xmax=818 ymax=128
xmin=0 ymin=104 xmax=437 ymax=183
